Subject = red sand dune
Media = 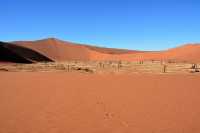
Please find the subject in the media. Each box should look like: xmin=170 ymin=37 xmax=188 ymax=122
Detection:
xmin=13 ymin=38 xmax=91 ymax=61
xmin=13 ymin=38 xmax=200 ymax=62
xmin=0 ymin=38 xmax=199 ymax=63
xmin=164 ymin=44 xmax=200 ymax=62
xmin=0 ymin=72 xmax=200 ymax=133
xmin=13 ymin=38 xmax=140 ymax=62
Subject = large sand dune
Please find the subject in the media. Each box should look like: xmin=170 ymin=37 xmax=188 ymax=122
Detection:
xmin=0 ymin=38 xmax=200 ymax=63
xmin=13 ymin=38 xmax=140 ymax=62
xmin=0 ymin=72 xmax=200 ymax=133
xmin=13 ymin=38 xmax=91 ymax=61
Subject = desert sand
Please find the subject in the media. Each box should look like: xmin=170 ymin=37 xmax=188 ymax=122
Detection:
xmin=0 ymin=72 xmax=200 ymax=133
xmin=1 ymin=38 xmax=200 ymax=133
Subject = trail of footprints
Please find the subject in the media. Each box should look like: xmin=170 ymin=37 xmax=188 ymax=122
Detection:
xmin=96 ymin=100 xmax=129 ymax=128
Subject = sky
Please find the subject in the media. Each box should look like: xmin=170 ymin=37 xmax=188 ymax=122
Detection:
xmin=0 ymin=0 xmax=200 ymax=50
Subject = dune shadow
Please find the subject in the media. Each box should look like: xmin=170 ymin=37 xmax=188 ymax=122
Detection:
xmin=0 ymin=42 xmax=53 ymax=63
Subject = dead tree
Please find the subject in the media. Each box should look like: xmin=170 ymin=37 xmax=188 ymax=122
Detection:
xmin=117 ymin=61 xmax=122 ymax=70
xmin=67 ymin=65 xmax=70 ymax=72
xmin=162 ymin=64 xmax=167 ymax=73
xmin=191 ymin=64 xmax=197 ymax=69
xmin=99 ymin=62 xmax=104 ymax=69
xmin=139 ymin=60 xmax=143 ymax=64
xmin=191 ymin=64 xmax=199 ymax=73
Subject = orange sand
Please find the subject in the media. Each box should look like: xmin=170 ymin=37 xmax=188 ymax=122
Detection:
xmin=0 ymin=72 xmax=200 ymax=133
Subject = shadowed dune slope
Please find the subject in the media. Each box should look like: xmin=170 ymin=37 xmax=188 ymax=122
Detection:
xmin=0 ymin=42 xmax=53 ymax=63
xmin=13 ymin=38 xmax=91 ymax=61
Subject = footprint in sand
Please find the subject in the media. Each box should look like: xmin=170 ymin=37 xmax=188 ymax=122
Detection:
xmin=104 ymin=112 xmax=115 ymax=120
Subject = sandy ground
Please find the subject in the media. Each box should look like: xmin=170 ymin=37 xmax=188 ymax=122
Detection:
xmin=0 ymin=72 xmax=200 ymax=133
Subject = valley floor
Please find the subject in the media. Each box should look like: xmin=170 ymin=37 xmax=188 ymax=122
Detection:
xmin=0 ymin=61 xmax=199 ymax=74
xmin=0 ymin=72 xmax=200 ymax=133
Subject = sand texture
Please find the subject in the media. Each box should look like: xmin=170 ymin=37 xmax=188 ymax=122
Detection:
xmin=0 ymin=72 xmax=200 ymax=133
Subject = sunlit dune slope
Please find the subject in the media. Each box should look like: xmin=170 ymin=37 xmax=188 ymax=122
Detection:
xmin=0 ymin=38 xmax=199 ymax=63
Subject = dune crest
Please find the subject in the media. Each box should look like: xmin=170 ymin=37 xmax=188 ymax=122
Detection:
xmin=0 ymin=38 xmax=199 ymax=63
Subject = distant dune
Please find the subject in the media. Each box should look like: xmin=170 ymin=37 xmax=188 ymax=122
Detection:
xmin=0 ymin=38 xmax=200 ymax=63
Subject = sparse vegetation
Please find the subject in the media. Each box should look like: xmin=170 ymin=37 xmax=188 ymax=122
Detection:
xmin=0 ymin=60 xmax=199 ymax=74
xmin=190 ymin=64 xmax=199 ymax=73
xmin=139 ymin=60 xmax=143 ymax=64
xmin=117 ymin=60 xmax=122 ymax=70
xmin=0 ymin=68 xmax=9 ymax=71
xmin=162 ymin=64 xmax=167 ymax=73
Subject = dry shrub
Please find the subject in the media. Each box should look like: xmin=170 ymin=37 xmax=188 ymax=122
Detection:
xmin=190 ymin=64 xmax=199 ymax=73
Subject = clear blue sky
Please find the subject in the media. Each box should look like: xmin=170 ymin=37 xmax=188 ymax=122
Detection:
xmin=1 ymin=0 xmax=200 ymax=50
